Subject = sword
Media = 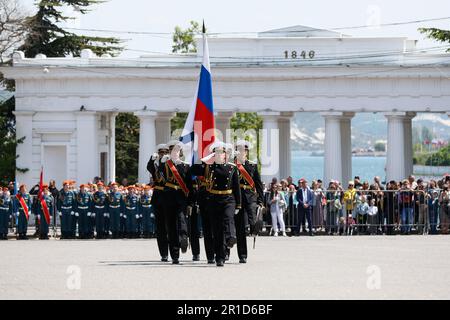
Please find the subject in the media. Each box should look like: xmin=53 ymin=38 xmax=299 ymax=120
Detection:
xmin=253 ymin=205 xmax=264 ymax=249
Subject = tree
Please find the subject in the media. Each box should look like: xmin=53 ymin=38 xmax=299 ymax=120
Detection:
xmin=172 ymin=20 xmax=201 ymax=53
xmin=419 ymin=27 xmax=450 ymax=52
xmin=19 ymin=0 xmax=123 ymax=57
xmin=425 ymin=145 xmax=450 ymax=166
xmin=0 ymin=0 xmax=28 ymax=63
xmin=115 ymin=113 xmax=139 ymax=184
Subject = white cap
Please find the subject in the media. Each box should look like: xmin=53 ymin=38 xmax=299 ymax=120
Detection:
xmin=156 ymin=144 xmax=168 ymax=151
xmin=224 ymin=143 xmax=233 ymax=151
xmin=209 ymin=141 xmax=225 ymax=152
xmin=166 ymin=140 xmax=183 ymax=148
xmin=236 ymin=140 xmax=252 ymax=149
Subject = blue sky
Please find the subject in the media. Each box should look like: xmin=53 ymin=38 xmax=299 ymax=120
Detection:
xmin=21 ymin=0 xmax=450 ymax=57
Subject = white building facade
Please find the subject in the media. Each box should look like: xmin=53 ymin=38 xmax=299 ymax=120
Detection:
xmin=2 ymin=25 xmax=450 ymax=187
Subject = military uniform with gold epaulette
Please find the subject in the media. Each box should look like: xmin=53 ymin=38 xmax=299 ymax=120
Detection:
xmin=147 ymin=156 xmax=169 ymax=260
xmin=0 ymin=193 xmax=13 ymax=240
xmin=57 ymin=190 xmax=76 ymax=239
xmin=124 ymin=192 xmax=139 ymax=238
xmin=140 ymin=192 xmax=155 ymax=238
xmin=196 ymin=170 xmax=215 ymax=263
xmin=76 ymin=190 xmax=92 ymax=239
xmin=188 ymin=178 xmax=201 ymax=261
xmin=162 ymin=159 xmax=193 ymax=264
xmin=192 ymin=161 xmax=241 ymax=266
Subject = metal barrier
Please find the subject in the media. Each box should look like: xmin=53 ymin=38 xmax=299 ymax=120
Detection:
xmin=262 ymin=188 xmax=450 ymax=236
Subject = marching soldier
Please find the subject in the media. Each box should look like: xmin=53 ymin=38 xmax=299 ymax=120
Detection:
xmin=191 ymin=141 xmax=241 ymax=267
xmin=0 ymin=187 xmax=13 ymax=240
xmin=93 ymin=182 xmax=107 ymax=239
xmin=161 ymin=140 xmax=192 ymax=264
xmin=57 ymin=181 xmax=76 ymax=239
xmin=188 ymin=178 xmax=201 ymax=261
xmin=124 ymin=185 xmax=139 ymax=238
xmin=107 ymin=182 xmax=123 ymax=239
xmin=140 ymin=185 xmax=155 ymax=238
xmin=147 ymin=144 xmax=170 ymax=261
xmin=37 ymin=184 xmax=54 ymax=240
xmin=234 ymin=140 xmax=264 ymax=263
xmin=14 ymin=184 xmax=32 ymax=240
xmin=76 ymin=184 xmax=92 ymax=239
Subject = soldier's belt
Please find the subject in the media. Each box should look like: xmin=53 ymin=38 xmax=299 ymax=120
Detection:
xmin=240 ymin=184 xmax=255 ymax=190
xmin=0 ymin=207 xmax=9 ymax=211
xmin=154 ymin=186 xmax=164 ymax=191
xmin=95 ymin=205 xmax=105 ymax=209
xmin=200 ymin=182 xmax=208 ymax=187
xmin=141 ymin=205 xmax=151 ymax=208
xmin=126 ymin=207 xmax=136 ymax=210
xmin=77 ymin=206 xmax=89 ymax=210
xmin=61 ymin=206 xmax=73 ymax=210
xmin=109 ymin=205 xmax=120 ymax=209
xmin=208 ymin=189 xmax=233 ymax=195
xmin=165 ymin=182 xmax=182 ymax=191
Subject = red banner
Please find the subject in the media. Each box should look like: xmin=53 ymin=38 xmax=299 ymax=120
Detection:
xmin=236 ymin=160 xmax=255 ymax=190
xmin=16 ymin=194 xmax=29 ymax=220
xmin=167 ymin=159 xmax=189 ymax=197
xmin=39 ymin=167 xmax=51 ymax=224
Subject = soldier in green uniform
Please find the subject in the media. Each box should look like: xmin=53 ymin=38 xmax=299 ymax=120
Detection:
xmin=93 ymin=182 xmax=107 ymax=239
xmin=0 ymin=187 xmax=13 ymax=240
xmin=37 ymin=184 xmax=54 ymax=240
xmin=57 ymin=181 xmax=76 ymax=239
xmin=191 ymin=142 xmax=241 ymax=267
xmin=14 ymin=184 xmax=32 ymax=240
xmin=76 ymin=184 xmax=92 ymax=239
xmin=124 ymin=185 xmax=139 ymax=238
xmin=147 ymin=144 xmax=170 ymax=261
xmin=107 ymin=182 xmax=123 ymax=239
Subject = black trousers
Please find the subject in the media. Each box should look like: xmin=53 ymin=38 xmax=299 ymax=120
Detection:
xmin=153 ymin=190 xmax=169 ymax=258
xmin=297 ymin=207 xmax=312 ymax=234
xmin=188 ymin=204 xmax=201 ymax=256
xmin=164 ymin=190 xmax=188 ymax=260
xmin=209 ymin=194 xmax=236 ymax=263
xmin=241 ymin=190 xmax=258 ymax=233
xmin=198 ymin=193 xmax=214 ymax=261
xmin=234 ymin=209 xmax=247 ymax=259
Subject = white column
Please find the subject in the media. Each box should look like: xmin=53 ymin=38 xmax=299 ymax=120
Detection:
xmin=403 ymin=112 xmax=416 ymax=178
xmin=278 ymin=112 xmax=294 ymax=180
xmin=76 ymin=111 xmax=99 ymax=184
xmin=322 ymin=112 xmax=343 ymax=186
xmin=215 ymin=111 xmax=235 ymax=143
xmin=13 ymin=111 xmax=34 ymax=187
xmin=109 ymin=112 xmax=118 ymax=183
xmin=260 ymin=112 xmax=280 ymax=184
xmin=340 ymin=113 xmax=354 ymax=186
xmin=135 ymin=111 xmax=157 ymax=184
xmin=385 ymin=112 xmax=408 ymax=182
xmin=155 ymin=112 xmax=175 ymax=144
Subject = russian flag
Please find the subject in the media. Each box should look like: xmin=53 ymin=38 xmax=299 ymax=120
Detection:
xmin=180 ymin=22 xmax=215 ymax=165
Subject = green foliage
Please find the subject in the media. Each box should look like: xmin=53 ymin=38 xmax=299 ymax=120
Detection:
xmin=419 ymin=27 xmax=450 ymax=52
xmin=374 ymin=141 xmax=386 ymax=152
xmin=171 ymin=112 xmax=188 ymax=133
xmin=115 ymin=113 xmax=139 ymax=184
xmin=19 ymin=0 xmax=123 ymax=57
xmin=424 ymin=145 xmax=450 ymax=166
xmin=172 ymin=21 xmax=202 ymax=53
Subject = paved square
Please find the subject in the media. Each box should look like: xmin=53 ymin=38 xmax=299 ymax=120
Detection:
xmin=0 ymin=236 xmax=449 ymax=299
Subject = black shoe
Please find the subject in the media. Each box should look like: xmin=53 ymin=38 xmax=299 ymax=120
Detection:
xmin=216 ymin=261 xmax=224 ymax=267
xmin=224 ymin=254 xmax=229 ymax=261
xmin=239 ymin=258 xmax=247 ymax=264
xmin=207 ymin=259 xmax=215 ymax=264
xmin=192 ymin=255 xmax=200 ymax=261
xmin=226 ymin=237 xmax=237 ymax=249
xmin=172 ymin=259 xmax=179 ymax=265
xmin=180 ymin=237 xmax=189 ymax=253
xmin=161 ymin=256 xmax=168 ymax=262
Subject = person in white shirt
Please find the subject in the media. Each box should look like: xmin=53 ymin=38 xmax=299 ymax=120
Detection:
xmin=367 ymin=199 xmax=379 ymax=235
xmin=269 ymin=184 xmax=287 ymax=236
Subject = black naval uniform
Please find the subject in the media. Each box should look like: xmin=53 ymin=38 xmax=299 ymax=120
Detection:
xmin=188 ymin=180 xmax=201 ymax=260
xmin=162 ymin=159 xmax=192 ymax=263
xmin=234 ymin=159 xmax=264 ymax=261
xmin=192 ymin=162 xmax=241 ymax=266
xmin=197 ymin=176 xmax=215 ymax=263
xmin=147 ymin=157 xmax=169 ymax=260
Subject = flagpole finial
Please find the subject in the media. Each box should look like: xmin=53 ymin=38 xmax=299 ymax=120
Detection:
xmin=202 ymin=20 xmax=206 ymax=34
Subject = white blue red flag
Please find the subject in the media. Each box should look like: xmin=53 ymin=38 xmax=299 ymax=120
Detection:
xmin=180 ymin=22 xmax=215 ymax=164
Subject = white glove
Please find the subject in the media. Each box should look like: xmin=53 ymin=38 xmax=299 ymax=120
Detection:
xmin=160 ymin=155 xmax=170 ymax=163
xmin=70 ymin=211 xmax=75 ymax=216
xmin=235 ymin=209 xmax=240 ymax=215
xmin=58 ymin=211 xmax=62 ymax=217
xmin=186 ymin=206 xmax=193 ymax=216
xmin=91 ymin=213 xmax=95 ymax=218
xmin=120 ymin=213 xmax=123 ymax=217
xmin=123 ymin=215 xmax=127 ymax=219
xmin=150 ymin=153 xmax=159 ymax=161
xmin=135 ymin=214 xmax=139 ymax=219
xmin=87 ymin=212 xmax=91 ymax=217
xmin=200 ymin=153 xmax=215 ymax=163
xmin=36 ymin=215 xmax=40 ymax=220
xmin=104 ymin=213 xmax=110 ymax=218
xmin=139 ymin=214 xmax=143 ymax=218
xmin=150 ymin=213 xmax=155 ymax=218
xmin=75 ymin=212 xmax=79 ymax=217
